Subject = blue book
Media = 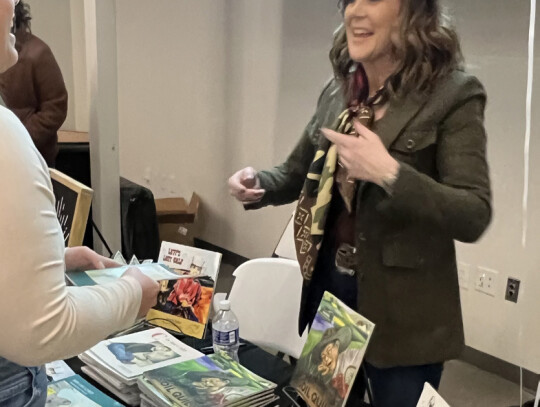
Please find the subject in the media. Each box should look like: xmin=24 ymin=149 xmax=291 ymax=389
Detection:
xmin=47 ymin=374 xmax=124 ymax=407
xmin=65 ymin=263 xmax=181 ymax=286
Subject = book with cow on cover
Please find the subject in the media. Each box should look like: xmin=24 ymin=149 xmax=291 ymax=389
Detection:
xmin=145 ymin=241 xmax=221 ymax=339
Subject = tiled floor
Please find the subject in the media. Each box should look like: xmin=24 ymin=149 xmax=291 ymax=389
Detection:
xmin=216 ymin=261 xmax=538 ymax=407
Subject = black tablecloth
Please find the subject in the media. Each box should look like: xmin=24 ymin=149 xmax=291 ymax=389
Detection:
xmin=66 ymin=332 xmax=297 ymax=407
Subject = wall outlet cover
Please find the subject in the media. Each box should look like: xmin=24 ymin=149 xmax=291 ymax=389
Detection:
xmin=475 ymin=267 xmax=498 ymax=297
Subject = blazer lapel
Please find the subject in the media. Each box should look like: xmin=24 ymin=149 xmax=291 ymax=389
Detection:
xmin=376 ymin=92 xmax=430 ymax=150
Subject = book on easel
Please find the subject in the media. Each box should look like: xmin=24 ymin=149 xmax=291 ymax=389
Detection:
xmin=145 ymin=241 xmax=222 ymax=339
xmin=290 ymin=291 xmax=375 ymax=407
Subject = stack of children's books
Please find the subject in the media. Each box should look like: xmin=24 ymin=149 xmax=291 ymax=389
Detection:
xmin=78 ymin=328 xmax=204 ymax=406
xmin=137 ymin=352 xmax=279 ymax=407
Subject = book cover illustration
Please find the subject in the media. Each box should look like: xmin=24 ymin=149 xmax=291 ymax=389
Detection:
xmin=46 ymin=374 xmax=124 ymax=407
xmin=146 ymin=242 xmax=222 ymax=338
xmin=416 ymin=383 xmax=450 ymax=407
xmin=84 ymin=328 xmax=202 ymax=379
xmin=141 ymin=352 xmax=276 ymax=407
xmin=290 ymin=291 xmax=375 ymax=407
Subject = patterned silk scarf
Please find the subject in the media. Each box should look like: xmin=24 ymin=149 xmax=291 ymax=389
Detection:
xmin=293 ymin=68 xmax=388 ymax=281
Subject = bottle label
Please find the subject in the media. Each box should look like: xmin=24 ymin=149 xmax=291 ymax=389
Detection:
xmin=213 ymin=328 xmax=239 ymax=346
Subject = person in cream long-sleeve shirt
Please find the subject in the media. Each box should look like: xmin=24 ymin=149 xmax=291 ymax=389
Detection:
xmin=0 ymin=104 xmax=158 ymax=404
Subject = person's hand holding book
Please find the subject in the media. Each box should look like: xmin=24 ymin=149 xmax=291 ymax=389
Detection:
xmin=121 ymin=267 xmax=160 ymax=318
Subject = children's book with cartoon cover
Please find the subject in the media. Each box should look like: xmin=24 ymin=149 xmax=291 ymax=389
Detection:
xmin=416 ymin=383 xmax=451 ymax=407
xmin=146 ymin=241 xmax=222 ymax=339
xmin=139 ymin=352 xmax=277 ymax=407
xmin=290 ymin=291 xmax=375 ymax=407
xmin=46 ymin=374 xmax=124 ymax=407
xmin=80 ymin=328 xmax=203 ymax=382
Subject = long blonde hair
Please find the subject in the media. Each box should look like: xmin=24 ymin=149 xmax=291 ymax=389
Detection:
xmin=330 ymin=0 xmax=463 ymax=98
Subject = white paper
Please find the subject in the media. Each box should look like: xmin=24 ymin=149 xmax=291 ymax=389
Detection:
xmin=158 ymin=241 xmax=221 ymax=280
xmin=416 ymin=383 xmax=450 ymax=407
xmin=45 ymin=360 xmax=75 ymax=381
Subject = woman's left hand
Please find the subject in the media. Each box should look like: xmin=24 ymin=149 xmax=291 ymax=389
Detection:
xmin=322 ymin=120 xmax=399 ymax=186
xmin=65 ymin=246 xmax=121 ymax=271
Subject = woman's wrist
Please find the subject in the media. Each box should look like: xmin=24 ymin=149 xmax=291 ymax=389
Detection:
xmin=375 ymin=158 xmax=400 ymax=194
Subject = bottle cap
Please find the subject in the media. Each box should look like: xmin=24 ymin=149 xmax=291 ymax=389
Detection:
xmin=219 ymin=300 xmax=231 ymax=311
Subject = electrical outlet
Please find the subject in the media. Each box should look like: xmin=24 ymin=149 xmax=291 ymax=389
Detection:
xmin=475 ymin=267 xmax=498 ymax=297
xmin=457 ymin=262 xmax=471 ymax=289
xmin=505 ymin=278 xmax=520 ymax=303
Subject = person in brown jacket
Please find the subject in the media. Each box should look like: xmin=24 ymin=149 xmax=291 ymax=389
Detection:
xmin=0 ymin=0 xmax=67 ymax=167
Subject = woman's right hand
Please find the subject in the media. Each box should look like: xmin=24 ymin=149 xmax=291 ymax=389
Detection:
xmin=228 ymin=167 xmax=266 ymax=204
xmin=121 ymin=267 xmax=160 ymax=318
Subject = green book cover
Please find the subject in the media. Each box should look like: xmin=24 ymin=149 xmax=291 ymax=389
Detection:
xmin=47 ymin=374 xmax=124 ymax=406
xmin=290 ymin=291 xmax=375 ymax=407
xmin=141 ymin=353 xmax=276 ymax=407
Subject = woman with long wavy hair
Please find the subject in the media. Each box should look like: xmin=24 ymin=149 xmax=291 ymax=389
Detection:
xmin=229 ymin=0 xmax=491 ymax=405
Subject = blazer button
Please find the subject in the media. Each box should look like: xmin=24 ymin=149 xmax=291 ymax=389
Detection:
xmin=406 ymin=139 xmax=415 ymax=150
xmin=358 ymin=233 xmax=367 ymax=242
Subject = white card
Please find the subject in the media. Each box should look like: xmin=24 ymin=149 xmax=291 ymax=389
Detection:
xmin=416 ymin=383 xmax=450 ymax=407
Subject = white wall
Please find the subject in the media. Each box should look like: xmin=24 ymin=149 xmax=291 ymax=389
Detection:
xmin=116 ymin=0 xmax=340 ymax=258
xmin=448 ymin=0 xmax=540 ymax=372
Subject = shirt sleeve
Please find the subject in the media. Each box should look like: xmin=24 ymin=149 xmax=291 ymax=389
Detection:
xmin=245 ymin=78 xmax=341 ymax=210
xmin=0 ymin=109 xmax=141 ymax=366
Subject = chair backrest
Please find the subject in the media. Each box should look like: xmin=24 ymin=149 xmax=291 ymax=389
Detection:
xmin=227 ymin=258 xmax=307 ymax=359
xmin=273 ymin=212 xmax=297 ymax=261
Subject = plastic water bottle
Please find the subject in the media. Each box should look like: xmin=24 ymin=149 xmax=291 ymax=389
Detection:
xmin=212 ymin=300 xmax=240 ymax=362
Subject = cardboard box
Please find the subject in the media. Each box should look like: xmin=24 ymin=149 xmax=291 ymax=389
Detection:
xmin=155 ymin=193 xmax=200 ymax=246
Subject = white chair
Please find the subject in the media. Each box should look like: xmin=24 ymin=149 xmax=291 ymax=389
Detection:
xmin=273 ymin=212 xmax=297 ymax=261
xmin=214 ymin=258 xmax=307 ymax=360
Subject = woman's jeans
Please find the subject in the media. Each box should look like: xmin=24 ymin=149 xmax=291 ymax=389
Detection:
xmin=347 ymin=361 xmax=444 ymax=407
xmin=0 ymin=365 xmax=47 ymax=407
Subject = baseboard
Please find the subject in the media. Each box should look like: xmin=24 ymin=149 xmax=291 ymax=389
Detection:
xmin=461 ymin=346 xmax=539 ymax=392
xmin=194 ymin=238 xmax=249 ymax=269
